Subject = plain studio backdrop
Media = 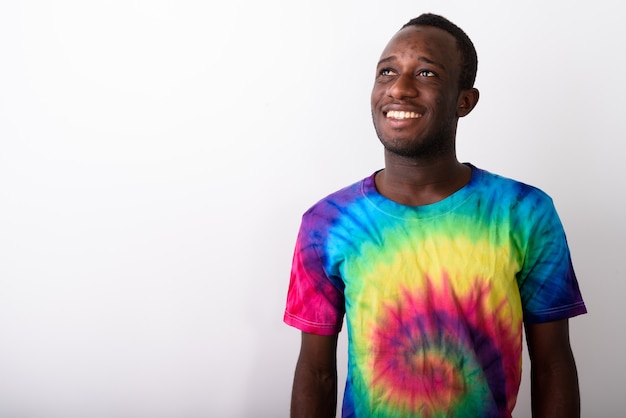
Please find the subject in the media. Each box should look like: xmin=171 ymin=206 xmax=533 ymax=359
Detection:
xmin=0 ymin=1 xmax=623 ymax=417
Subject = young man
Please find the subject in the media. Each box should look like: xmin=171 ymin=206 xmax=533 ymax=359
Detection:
xmin=284 ymin=13 xmax=586 ymax=418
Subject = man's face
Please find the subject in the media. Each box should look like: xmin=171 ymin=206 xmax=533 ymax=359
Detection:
xmin=371 ymin=25 xmax=464 ymax=158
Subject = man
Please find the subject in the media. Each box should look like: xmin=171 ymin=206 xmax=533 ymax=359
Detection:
xmin=284 ymin=13 xmax=586 ymax=418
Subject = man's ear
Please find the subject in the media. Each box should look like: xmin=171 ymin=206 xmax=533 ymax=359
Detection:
xmin=457 ymin=88 xmax=479 ymax=117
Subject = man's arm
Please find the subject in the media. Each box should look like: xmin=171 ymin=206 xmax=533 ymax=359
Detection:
xmin=524 ymin=319 xmax=580 ymax=418
xmin=291 ymin=332 xmax=339 ymax=418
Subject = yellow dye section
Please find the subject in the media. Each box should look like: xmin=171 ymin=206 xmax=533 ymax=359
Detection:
xmin=343 ymin=234 xmax=524 ymax=413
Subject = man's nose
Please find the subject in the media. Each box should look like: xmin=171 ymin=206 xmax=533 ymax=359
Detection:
xmin=388 ymin=74 xmax=418 ymax=99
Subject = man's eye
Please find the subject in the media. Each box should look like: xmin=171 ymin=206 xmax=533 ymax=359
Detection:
xmin=380 ymin=68 xmax=396 ymax=76
xmin=418 ymin=70 xmax=436 ymax=77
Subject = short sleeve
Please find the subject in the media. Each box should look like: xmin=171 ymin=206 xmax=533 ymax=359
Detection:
xmin=516 ymin=193 xmax=587 ymax=324
xmin=283 ymin=216 xmax=344 ymax=335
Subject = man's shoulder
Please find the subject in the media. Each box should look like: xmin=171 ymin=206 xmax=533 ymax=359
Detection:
xmin=473 ymin=165 xmax=553 ymax=202
xmin=302 ymin=172 xmax=376 ymax=218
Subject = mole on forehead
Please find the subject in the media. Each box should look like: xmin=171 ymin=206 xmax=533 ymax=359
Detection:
xmin=397 ymin=45 xmax=438 ymax=57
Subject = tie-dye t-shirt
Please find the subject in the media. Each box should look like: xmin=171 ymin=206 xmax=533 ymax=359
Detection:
xmin=284 ymin=165 xmax=586 ymax=417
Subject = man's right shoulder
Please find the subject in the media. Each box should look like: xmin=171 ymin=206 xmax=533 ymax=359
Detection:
xmin=303 ymin=174 xmax=373 ymax=218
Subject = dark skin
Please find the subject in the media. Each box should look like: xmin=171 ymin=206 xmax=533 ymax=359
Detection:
xmin=525 ymin=319 xmax=581 ymax=417
xmin=370 ymin=25 xmax=478 ymax=206
xmin=291 ymin=25 xmax=580 ymax=417
xmin=291 ymin=333 xmax=338 ymax=418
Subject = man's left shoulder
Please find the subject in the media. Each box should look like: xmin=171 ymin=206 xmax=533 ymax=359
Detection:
xmin=475 ymin=166 xmax=553 ymax=203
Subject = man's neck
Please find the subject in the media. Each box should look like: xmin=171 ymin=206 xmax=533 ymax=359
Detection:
xmin=374 ymin=155 xmax=471 ymax=206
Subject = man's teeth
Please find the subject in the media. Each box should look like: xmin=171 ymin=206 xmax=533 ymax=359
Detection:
xmin=386 ymin=110 xmax=422 ymax=119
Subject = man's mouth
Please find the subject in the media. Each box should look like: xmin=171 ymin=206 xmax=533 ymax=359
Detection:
xmin=385 ymin=110 xmax=422 ymax=120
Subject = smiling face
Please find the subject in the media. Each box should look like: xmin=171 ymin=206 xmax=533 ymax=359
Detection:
xmin=371 ymin=25 xmax=468 ymax=159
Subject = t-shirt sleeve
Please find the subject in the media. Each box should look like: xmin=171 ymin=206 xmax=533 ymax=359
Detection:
xmin=283 ymin=216 xmax=345 ymax=335
xmin=517 ymin=193 xmax=587 ymax=324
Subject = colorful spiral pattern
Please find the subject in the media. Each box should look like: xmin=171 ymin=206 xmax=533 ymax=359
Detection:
xmin=285 ymin=166 xmax=586 ymax=417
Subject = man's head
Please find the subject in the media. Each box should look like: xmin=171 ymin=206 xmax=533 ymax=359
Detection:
xmin=402 ymin=13 xmax=478 ymax=91
xmin=370 ymin=14 xmax=479 ymax=160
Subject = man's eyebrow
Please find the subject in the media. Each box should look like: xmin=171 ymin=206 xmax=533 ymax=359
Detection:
xmin=376 ymin=55 xmax=446 ymax=70
xmin=377 ymin=56 xmax=397 ymax=66
xmin=418 ymin=56 xmax=446 ymax=70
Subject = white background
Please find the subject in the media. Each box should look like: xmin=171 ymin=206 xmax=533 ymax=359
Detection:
xmin=0 ymin=1 xmax=623 ymax=417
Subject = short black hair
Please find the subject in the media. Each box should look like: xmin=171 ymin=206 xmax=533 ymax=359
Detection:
xmin=402 ymin=13 xmax=478 ymax=90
